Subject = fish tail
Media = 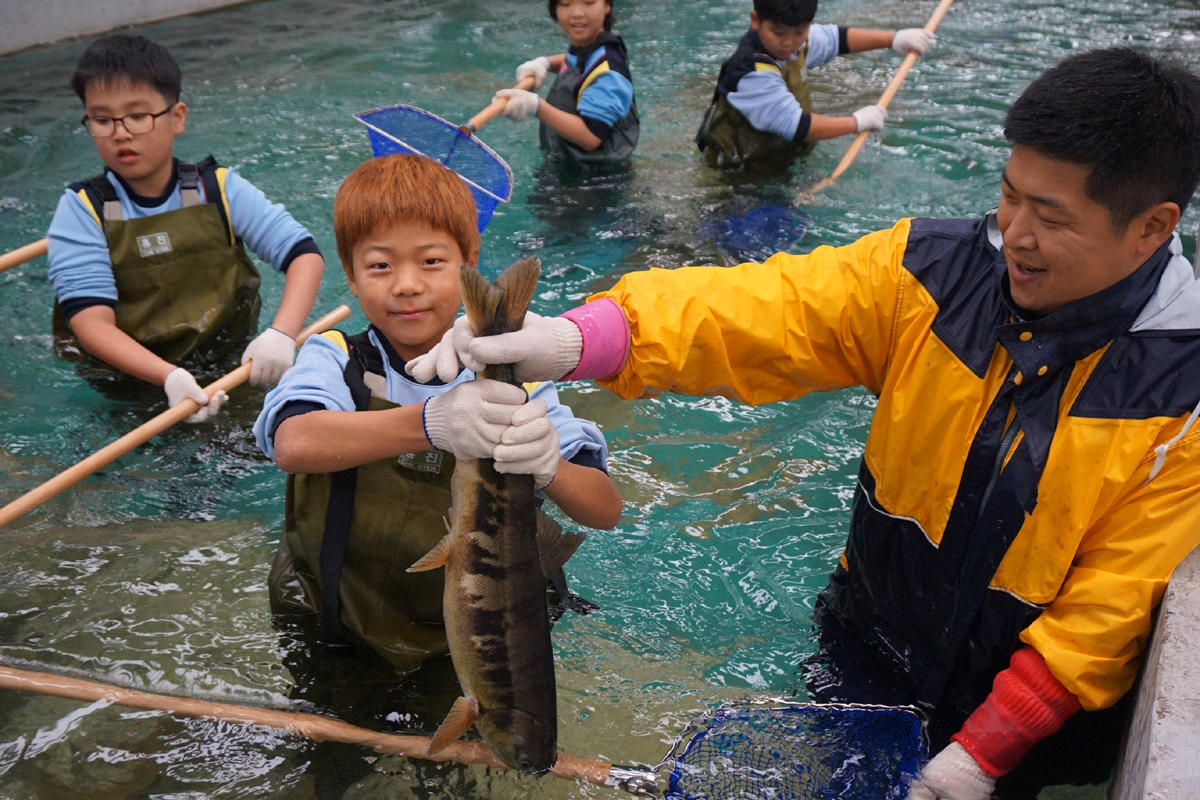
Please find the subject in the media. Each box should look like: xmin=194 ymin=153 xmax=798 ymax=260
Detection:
xmin=460 ymin=265 xmax=505 ymax=337
xmin=494 ymin=258 xmax=541 ymax=332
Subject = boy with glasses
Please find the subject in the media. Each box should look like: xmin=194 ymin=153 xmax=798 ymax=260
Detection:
xmin=47 ymin=35 xmax=325 ymax=420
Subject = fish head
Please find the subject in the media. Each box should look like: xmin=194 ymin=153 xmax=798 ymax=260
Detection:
xmin=478 ymin=708 xmax=557 ymax=774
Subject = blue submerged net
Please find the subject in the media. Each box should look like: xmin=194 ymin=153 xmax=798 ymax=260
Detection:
xmin=354 ymin=105 xmax=515 ymax=232
xmin=665 ymin=702 xmax=927 ymax=800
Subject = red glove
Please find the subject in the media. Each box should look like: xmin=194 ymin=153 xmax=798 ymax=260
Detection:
xmin=952 ymin=646 xmax=1082 ymax=777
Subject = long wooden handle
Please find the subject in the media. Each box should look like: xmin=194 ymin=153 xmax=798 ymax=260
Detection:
xmin=0 ymin=664 xmax=626 ymax=789
xmin=0 ymin=238 xmax=48 ymax=273
xmin=795 ymin=0 xmax=956 ymax=204
xmin=461 ymin=75 xmax=539 ymax=134
xmin=0 ymin=305 xmax=351 ymax=530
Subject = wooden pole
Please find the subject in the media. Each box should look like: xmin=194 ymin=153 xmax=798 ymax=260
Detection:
xmin=460 ymin=76 xmax=538 ymax=134
xmin=0 ymin=238 xmax=48 ymax=273
xmin=0 ymin=664 xmax=635 ymax=790
xmin=0 ymin=305 xmax=351 ymax=530
xmin=794 ymin=0 xmax=957 ymax=204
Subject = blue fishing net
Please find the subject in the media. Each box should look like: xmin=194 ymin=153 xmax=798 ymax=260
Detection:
xmin=666 ymin=703 xmax=926 ymax=800
xmin=698 ymin=203 xmax=810 ymax=264
xmin=354 ymin=105 xmax=514 ymax=232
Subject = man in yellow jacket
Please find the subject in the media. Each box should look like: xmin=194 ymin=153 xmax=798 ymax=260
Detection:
xmin=410 ymin=48 xmax=1200 ymax=799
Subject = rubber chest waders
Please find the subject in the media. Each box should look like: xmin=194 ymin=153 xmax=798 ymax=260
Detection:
xmin=539 ymin=33 xmax=640 ymax=169
xmin=53 ymin=158 xmax=262 ymax=369
xmin=696 ymin=47 xmax=816 ymax=171
xmin=270 ymin=331 xmax=453 ymax=672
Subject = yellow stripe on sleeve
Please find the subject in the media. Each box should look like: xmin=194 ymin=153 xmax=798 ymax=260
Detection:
xmin=320 ymin=330 xmax=349 ymax=354
xmin=76 ymin=189 xmax=102 ymax=229
xmin=754 ymin=62 xmax=783 ymax=75
xmin=578 ymin=60 xmax=611 ymax=98
xmin=214 ymin=167 xmax=236 ymax=245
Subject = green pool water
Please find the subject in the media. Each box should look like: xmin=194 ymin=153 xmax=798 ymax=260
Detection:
xmin=0 ymin=0 xmax=1196 ymax=796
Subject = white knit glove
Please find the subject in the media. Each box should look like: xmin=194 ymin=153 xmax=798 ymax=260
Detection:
xmin=422 ymin=379 xmax=527 ymax=459
xmin=516 ymin=56 xmax=552 ymax=89
xmin=892 ymin=28 xmax=936 ymax=56
xmin=241 ymin=327 xmax=295 ymax=385
xmin=164 ymin=367 xmax=227 ymax=424
xmin=905 ymin=743 xmax=996 ymax=800
xmin=852 ymin=105 xmax=888 ymax=132
xmin=406 ymin=312 xmax=582 ymax=384
xmin=494 ymin=88 xmax=541 ymax=122
xmin=494 ymin=399 xmax=560 ymax=489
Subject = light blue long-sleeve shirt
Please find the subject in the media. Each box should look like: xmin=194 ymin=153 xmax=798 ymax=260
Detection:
xmin=47 ymin=162 xmax=316 ymax=309
xmin=253 ymin=328 xmax=609 ymax=474
xmin=726 ymin=23 xmax=842 ymax=139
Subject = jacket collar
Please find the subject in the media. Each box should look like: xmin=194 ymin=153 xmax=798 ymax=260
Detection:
xmin=996 ymin=237 xmax=1172 ymax=379
xmin=567 ymin=31 xmax=623 ymax=70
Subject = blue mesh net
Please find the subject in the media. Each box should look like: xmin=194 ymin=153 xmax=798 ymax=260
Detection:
xmin=666 ymin=703 xmax=927 ymax=800
xmin=354 ymin=105 xmax=515 ymax=232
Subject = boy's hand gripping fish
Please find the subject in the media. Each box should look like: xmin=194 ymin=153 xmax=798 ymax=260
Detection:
xmin=408 ymin=258 xmax=585 ymax=775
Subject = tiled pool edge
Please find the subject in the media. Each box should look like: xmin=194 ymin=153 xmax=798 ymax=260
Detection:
xmin=0 ymin=0 xmax=256 ymax=55
xmin=1114 ymin=544 xmax=1200 ymax=800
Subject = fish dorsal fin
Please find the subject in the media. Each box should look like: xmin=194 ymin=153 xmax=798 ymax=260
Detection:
xmin=427 ymin=696 xmax=479 ymax=756
xmin=494 ymin=258 xmax=541 ymax=330
xmin=536 ymin=514 xmax=586 ymax=580
xmin=407 ymin=530 xmax=455 ymax=573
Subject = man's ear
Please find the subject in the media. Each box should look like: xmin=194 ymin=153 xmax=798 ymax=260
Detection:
xmin=172 ymin=101 xmax=188 ymax=135
xmin=1132 ymin=201 xmax=1181 ymax=256
xmin=343 ymin=262 xmax=360 ymax=297
xmin=750 ymin=9 xmax=760 ymax=31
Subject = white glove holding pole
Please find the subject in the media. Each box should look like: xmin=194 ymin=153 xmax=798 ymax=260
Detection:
xmin=164 ymin=367 xmax=227 ymax=424
xmin=422 ymin=379 xmax=527 ymax=459
xmin=494 ymin=399 xmax=560 ymax=489
xmin=892 ymin=28 xmax=936 ymax=56
xmin=494 ymin=88 xmax=541 ymax=122
xmin=406 ymin=312 xmax=582 ymax=385
xmin=904 ymin=743 xmax=996 ymax=800
xmin=241 ymin=327 xmax=296 ymax=385
xmin=852 ymin=105 xmax=888 ymax=132
xmin=515 ymin=56 xmax=552 ymax=90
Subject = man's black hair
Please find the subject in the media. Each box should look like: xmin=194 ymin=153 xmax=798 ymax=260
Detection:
xmin=548 ymin=0 xmax=616 ymax=32
xmin=70 ymin=35 xmax=182 ymax=105
xmin=1004 ymin=47 xmax=1200 ymax=230
xmin=753 ymin=0 xmax=819 ymax=27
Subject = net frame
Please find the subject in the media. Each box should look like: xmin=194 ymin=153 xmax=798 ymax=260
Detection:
xmin=661 ymin=697 xmax=928 ymax=800
xmin=354 ymin=104 xmax=515 ymax=232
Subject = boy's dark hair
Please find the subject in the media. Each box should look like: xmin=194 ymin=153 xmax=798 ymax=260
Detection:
xmin=1005 ymin=47 xmax=1200 ymax=230
xmin=753 ymin=0 xmax=818 ymax=27
xmin=70 ymin=35 xmax=182 ymax=105
xmin=548 ymin=0 xmax=616 ymax=32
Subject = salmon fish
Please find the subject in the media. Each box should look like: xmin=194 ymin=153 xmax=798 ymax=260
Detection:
xmin=408 ymin=258 xmax=585 ymax=775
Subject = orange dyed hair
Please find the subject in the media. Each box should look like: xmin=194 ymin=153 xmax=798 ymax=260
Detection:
xmin=333 ymin=154 xmax=481 ymax=271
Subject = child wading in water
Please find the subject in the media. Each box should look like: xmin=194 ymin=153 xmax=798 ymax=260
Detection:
xmin=492 ymin=0 xmax=639 ymax=169
xmin=255 ymin=155 xmax=620 ymax=673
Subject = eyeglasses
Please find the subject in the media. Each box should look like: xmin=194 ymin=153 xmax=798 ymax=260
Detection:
xmin=81 ymin=106 xmax=174 ymax=138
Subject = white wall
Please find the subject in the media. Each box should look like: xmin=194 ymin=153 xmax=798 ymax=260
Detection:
xmin=1114 ymin=544 xmax=1200 ymax=799
xmin=0 ymin=0 xmax=251 ymax=56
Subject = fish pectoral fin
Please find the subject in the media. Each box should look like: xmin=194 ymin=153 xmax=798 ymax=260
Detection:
xmin=536 ymin=514 xmax=586 ymax=580
xmin=407 ymin=531 xmax=455 ymax=573
xmin=426 ymin=696 xmax=479 ymax=756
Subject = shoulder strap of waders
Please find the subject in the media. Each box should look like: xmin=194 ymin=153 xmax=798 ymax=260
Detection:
xmin=69 ymin=173 xmax=123 ymax=227
xmin=193 ymin=156 xmax=236 ymax=246
xmin=317 ymin=329 xmax=386 ymax=653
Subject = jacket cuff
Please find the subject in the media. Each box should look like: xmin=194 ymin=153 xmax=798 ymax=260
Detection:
xmin=951 ymin=647 xmax=1082 ymax=777
xmin=561 ymin=298 xmax=630 ymax=381
xmin=280 ymin=237 xmax=322 ymax=272
xmin=793 ymin=111 xmax=813 ymax=143
xmin=59 ymin=296 xmax=117 ymax=320
xmin=582 ymin=115 xmax=613 ymax=141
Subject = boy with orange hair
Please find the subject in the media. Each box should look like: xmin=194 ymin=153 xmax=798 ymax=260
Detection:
xmin=253 ymin=154 xmax=620 ymax=671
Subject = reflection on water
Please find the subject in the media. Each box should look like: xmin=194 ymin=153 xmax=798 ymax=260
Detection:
xmin=0 ymin=0 xmax=1197 ymax=796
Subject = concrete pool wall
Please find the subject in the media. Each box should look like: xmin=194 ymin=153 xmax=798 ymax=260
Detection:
xmin=0 ymin=0 xmax=251 ymax=55
xmin=1115 ymin=544 xmax=1200 ymax=800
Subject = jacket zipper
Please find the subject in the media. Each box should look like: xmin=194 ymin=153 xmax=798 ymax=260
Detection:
xmin=978 ymin=410 xmax=1022 ymax=521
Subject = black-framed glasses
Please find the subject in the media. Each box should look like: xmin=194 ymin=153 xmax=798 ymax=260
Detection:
xmin=81 ymin=106 xmax=174 ymax=138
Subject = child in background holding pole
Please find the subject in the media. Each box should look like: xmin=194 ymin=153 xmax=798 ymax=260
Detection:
xmin=492 ymin=0 xmax=639 ymax=170
xmin=47 ymin=35 xmax=325 ymax=421
xmin=696 ymin=0 xmax=934 ymax=171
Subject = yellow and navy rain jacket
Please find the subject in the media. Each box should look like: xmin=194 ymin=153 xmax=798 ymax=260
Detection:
xmin=593 ymin=215 xmax=1200 ymax=716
